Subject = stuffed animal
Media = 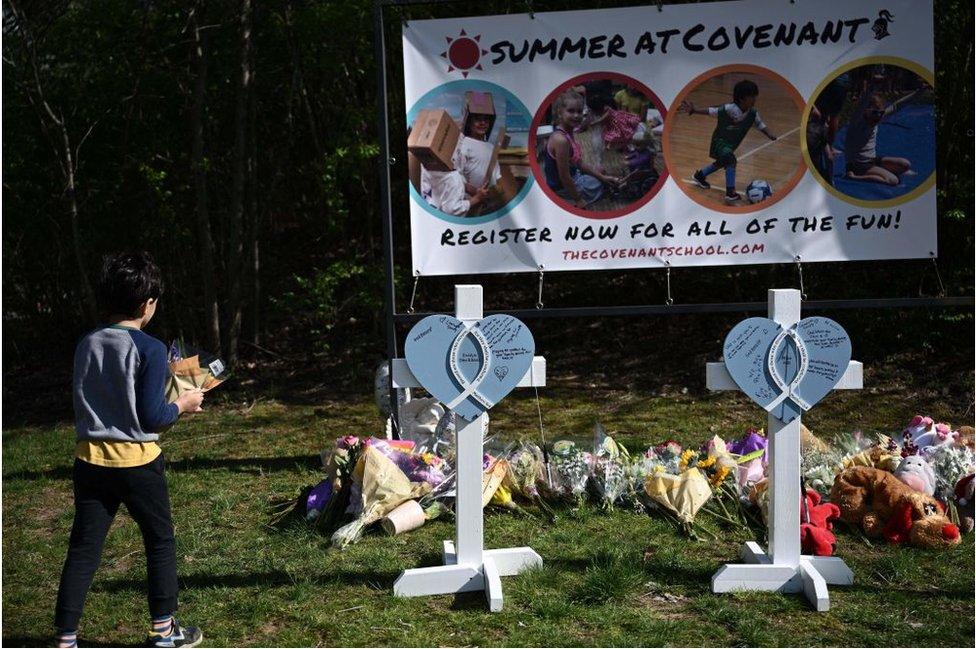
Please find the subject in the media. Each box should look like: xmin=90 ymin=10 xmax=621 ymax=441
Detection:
xmin=830 ymin=466 xmax=960 ymax=549
xmin=800 ymin=488 xmax=841 ymax=556
xmin=903 ymin=415 xmax=958 ymax=457
xmin=893 ymin=454 xmax=937 ymax=496
xmin=955 ymin=474 xmax=975 ymax=534
xmin=957 ymin=426 xmax=975 ymax=450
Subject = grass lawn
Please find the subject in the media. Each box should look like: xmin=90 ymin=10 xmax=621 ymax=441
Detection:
xmin=3 ymin=369 xmax=974 ymax=647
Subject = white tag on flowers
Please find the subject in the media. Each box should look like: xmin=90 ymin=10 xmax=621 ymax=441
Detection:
xmin=208 ymin=359 xmax=225 ymax=376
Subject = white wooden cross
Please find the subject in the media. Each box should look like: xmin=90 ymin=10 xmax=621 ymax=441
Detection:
xmin=390 ymin=285 xmax=545 ymax=611
xmin=706 ymin=288 xmax=862 ymax=611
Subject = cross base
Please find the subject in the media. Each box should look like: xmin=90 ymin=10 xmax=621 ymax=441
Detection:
xmin=711 ymin=541 xmax=853 ymax=611
xmin=393 ymin=540 xmax=542 ymax=611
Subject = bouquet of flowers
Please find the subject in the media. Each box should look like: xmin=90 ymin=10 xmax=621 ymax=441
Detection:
xmin=726 ymin=428 xmax=768 ymax=491
xmin=644 ymin=467 xmax=713 ymax=536
xmin=550 ymin=440 xmax=592 ymax=506
xmin=165 ymin=338 xmax=226 ymax=402
xmin=364 ymin=438 xmax=449 ymax=487
xmin=929 ymin=444 xmax=976 ymax=504
xmin=591 ymin=424 xmax=631 ymax=510
xmin=330 ymin=445 xmax=431 ymax=549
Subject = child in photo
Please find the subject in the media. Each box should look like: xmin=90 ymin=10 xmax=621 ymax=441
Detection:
xmin=613 ymin=86 xmax=650 ymax=118
xmin=543 ymin=89 xmax=621 ymax=208
xmin=459 ymin=109 xmax=501 ymax=196
xmin=585 ymin=93 xmax=649 ymax=150
xmin=618 ymin=130 xmax=660 ymax=198
xmin=807 ymin=73 xmax=850 ymax=186
xmin=843 ymin=73 xmax=922 ymax=186
xmin=55 ymin=252 xmax=205 ymax=648
xmin=421 ymin=167 xmax=489 ymax=216
xmin=682 ymin=79 xmax=777 ymax=204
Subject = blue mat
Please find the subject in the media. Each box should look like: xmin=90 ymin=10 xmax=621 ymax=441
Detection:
xmin=830 ymin=104 xmax=935 ymax=201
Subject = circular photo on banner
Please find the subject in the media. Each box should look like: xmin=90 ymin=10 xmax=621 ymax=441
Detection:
xmin=406 ymin=80 xmax=534 ymax=225
xmin=803 ymin=58 xmax=935 ymax=207
xmin=528 ymin=72 xmax=668 ymax=219
xmin=664 ymin=65 xmax=805 ymax=214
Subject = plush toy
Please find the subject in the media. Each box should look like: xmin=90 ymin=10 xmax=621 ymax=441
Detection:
xmin=830 ymin=466 xmax=960 ymax=548
xmin=840 ymin=435 xmax=901 ymax=473
xmin=957 ymin=426 xmax=975 ymax=450
xmin=954 ymin=473 xmax=975 ymax=534
xmin=893 ymin=454 xmax=937 ymax=496
xmin=800 ymin=488 xmax=841 ymax=556
xmin=903 ymin=415 xmax=958 ymax=457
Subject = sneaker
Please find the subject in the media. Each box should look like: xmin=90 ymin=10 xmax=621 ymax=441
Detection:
xmin=147 ymin=620 xmax=203 ymax=648
xmin=692 ymin=170 xmax=711 ymax=189
xmin=724 ymin=190 xmax=742 ymax=204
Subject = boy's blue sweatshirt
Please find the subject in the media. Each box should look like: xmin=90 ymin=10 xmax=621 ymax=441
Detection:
xmin=73 ymin=325 xmax=178 ymax=443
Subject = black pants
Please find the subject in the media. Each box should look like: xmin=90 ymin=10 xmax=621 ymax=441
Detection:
xmin=54 ymin=455 xmax=178 ymax=630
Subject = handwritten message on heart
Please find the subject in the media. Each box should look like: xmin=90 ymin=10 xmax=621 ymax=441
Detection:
xmin=723 ymin=316 xmax=851 ymax=424
xmin=405 ymin=314 xmax=535 ymax=422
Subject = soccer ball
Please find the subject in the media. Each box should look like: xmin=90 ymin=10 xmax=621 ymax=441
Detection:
xmin=746 ymin=179 xmax=773 ymax=204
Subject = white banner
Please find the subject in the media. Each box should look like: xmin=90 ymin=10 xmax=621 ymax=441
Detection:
xmin=402 ymin=0 xmax=935 ymax=276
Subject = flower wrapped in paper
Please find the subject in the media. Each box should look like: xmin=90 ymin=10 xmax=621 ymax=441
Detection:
xmin=331 ymin=445 xmax=431 ymax=548
xmin=165 ymin=338 xmax=227 ymax=402
xmin=644 ymin=467 xmax=712 ymax=525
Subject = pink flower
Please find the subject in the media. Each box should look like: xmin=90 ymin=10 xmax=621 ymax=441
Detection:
xmin=337 ymin=435 xmax=360 ymax=449
xmin=935 ymin=423 xmax=952 ymax=440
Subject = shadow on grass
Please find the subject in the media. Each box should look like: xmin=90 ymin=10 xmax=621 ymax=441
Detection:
xmin=94 ymin=566 xmax=402 ymax=594
xmin=3 ymin=454 xmax=321 ymax=482
xmin=2 ymin=636 xmax=123 ymax=648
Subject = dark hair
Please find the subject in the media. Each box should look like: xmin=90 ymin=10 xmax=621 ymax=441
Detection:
xmin=96 ymin=251 xmax=164 ymax=317
xmin=585 ymin=92 xmax=615 ymax=114
xmin=733 ymin=79 xmax=759 ymax=103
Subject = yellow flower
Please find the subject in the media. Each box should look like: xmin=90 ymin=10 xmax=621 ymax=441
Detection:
xmin=653 ymin=465 xmax=665 ymax=474
xmin=709 ymin=466 xmax=731 ymax=487
xmin=679 ymin=449 xmax=696 ymax=471
xmin=698 ymin=456 xmax=716 ymax=469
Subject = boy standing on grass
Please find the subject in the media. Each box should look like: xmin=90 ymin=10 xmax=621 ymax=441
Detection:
xmin=682 ymin=79 xmax=777 ymax=204
xmin=55 ymin=252 xmax=205 ymax=648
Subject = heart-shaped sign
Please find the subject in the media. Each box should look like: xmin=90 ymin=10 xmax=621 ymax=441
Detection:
xmin=723 ymin=316 xmax=851 ymax=424
xmin=405 ymin=314 xmax=535 ymax=422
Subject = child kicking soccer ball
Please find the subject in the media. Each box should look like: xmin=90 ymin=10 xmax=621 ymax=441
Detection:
xmin=682 ymin=79 xmax=777 ymax=204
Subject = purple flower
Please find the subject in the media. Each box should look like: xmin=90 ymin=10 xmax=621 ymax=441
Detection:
xmin=306 ymin=479 xmax=333 ymax=513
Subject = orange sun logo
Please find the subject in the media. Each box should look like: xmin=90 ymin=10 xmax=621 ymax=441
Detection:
xmin=441 ymin=29 xmax=488 ymax=77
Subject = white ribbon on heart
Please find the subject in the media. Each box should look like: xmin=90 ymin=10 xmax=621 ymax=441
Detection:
xmin=764 ymin=327 xmax=812 ymax=413
xmin=444 ymin=322 xmax=496 ymax=411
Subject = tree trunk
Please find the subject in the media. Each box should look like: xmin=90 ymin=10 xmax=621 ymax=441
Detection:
xmin=61 ymin=121 xmax=99 ymax=324
xmin=245 ymin=3 xmax=260 ymax=346
xmin=224 ymin=0 xmax=251 ymax=364
xmin=190 ymin=9 xmax=221 ymax=353
xmin=7 ymin=0 xmax=99 ymax=324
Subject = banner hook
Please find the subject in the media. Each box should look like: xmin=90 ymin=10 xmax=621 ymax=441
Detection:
xmin=794 ymin=255 xmax=808 ymax=301
xmin=536 ymin=265 xmax=545 ymax=309
xmin=407 ymin=272 xmax=421 ymax=314
xmin=665 ymin=262 xmax=674 ymax=306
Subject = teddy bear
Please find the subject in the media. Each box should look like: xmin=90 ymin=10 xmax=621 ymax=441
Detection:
xmin=957 ymin=426 xmax=975 ymax=450
xmin=830 ymin=466 xmax=960 ymax=548
xmin=893 ymin=454 xmax=937 ymax=496
xmin=800 ymin=488 xmax=841 ymax=556
xmin=954 ymin=474 xmax=974 ymax=534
